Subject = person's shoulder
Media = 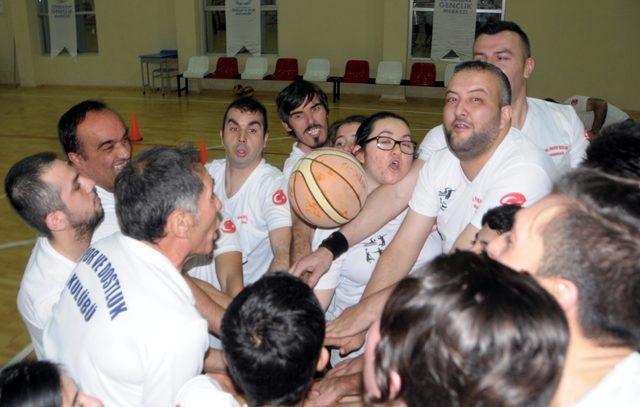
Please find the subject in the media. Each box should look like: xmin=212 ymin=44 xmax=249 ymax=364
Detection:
xmin=499 ymin=129 xmax=557 ymax=174
xmin=175 ymin=374 xmax=241 ymax=407
xmin=529 ymin=97 xmax=577 ymax=122
xmin=205 ymin=159 xmax=227 ymax=177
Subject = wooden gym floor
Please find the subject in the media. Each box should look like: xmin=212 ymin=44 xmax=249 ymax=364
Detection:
xmin=0 ymin=84 xmax=446 ymax=366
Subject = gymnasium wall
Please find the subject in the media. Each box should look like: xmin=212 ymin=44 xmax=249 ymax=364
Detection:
xmin=0 ymin=1 xmax=15 ymax=84
xmin=2 ymin=0 xmax=638 ymax=110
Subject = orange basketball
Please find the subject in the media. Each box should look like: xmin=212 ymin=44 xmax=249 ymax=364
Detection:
xmin=289 ymin=148 xmax=368 ymax=228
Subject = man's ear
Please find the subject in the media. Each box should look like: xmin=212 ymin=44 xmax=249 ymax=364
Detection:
xmin=281 ymin=120 xmax=293 ymax=133
xmin=166 ymin=209 xmax=193 ymax=239
xmin=524 ymin=57 xmax=535 ymax=79
xmin=263 ymin=131 xmax=269 ymax=148
xmin=316 ymin=347 xmax=330 ymax=372
xmin=67 ymin=152 xmax=84 ymax=169
xmin=540 ymin=276 xmax=578 ymax=313
xmin=499 ymin=104 xmax=513 ymax=131
xmin=45 ymin=210 xmax=68 ymax=233
xmin=388 ymin=370 xmax=403 ymax=400
xmin=219 ymin=129 xmax=224 ymax=143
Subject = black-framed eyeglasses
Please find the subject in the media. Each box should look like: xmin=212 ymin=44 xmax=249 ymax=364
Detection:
xmin=363 ymin=136 xmax=417 ymax=155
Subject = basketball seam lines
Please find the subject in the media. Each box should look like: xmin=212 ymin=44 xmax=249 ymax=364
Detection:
xmin=298 ymin=158 xmax=348 ymax=224
xmin=290 ymin=174 xmax=317 ymax=226
xmin=309 ymin=154 xmax=366 ymax=208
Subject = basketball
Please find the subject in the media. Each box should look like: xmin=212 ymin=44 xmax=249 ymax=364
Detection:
xmin=289 ymin=148 xmax=368 ymax=228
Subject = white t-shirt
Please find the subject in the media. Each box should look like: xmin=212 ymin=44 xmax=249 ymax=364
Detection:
xmin=92 ymin=187 xmax=119 ymax=242
xmin=175 ymin=375 xmax=241 ymax=407
xmin=411 ymin=128 xmax=556 ymax=253
xmin=576 ymin=352 xmax=640 ymax=407
xmin=564 ymin=95 xmax=630 ymax=131
xmin=17 ymin=237 xmax=76 ymax=359
xmin=418 ymin=97 xmax=589 ymax=172
xmin=282 ymin=142 xmax=306 ymax=181
xmin=313 ymin=209 xmax=438 ymax=365
xmin=202 ymin=159 xmax=291 ymax=288
xmin=43 ymin=233 xmax=209 ymax=407
xmin=185 ymin=207 xmax=242 ymax=283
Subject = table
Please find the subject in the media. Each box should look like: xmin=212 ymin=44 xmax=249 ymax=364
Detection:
xmin=139 ymin=52 xmax=178 ymax=96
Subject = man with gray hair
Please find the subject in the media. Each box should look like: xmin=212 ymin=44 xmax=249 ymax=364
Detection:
xmin=5 ymin=152 xmax=104 ymax=359
xmin=44 ymin=146 xmax=222 ymax=406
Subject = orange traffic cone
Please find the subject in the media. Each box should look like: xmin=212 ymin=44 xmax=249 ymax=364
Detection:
xmin=129 ymin=112 xmax=143 ymax=142
xmin=199 ymin=138 xmax=208 ymax=165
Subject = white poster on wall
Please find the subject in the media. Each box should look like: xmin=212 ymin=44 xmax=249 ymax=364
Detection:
xmin=226 ymin=0 xmax=261 ymax=56
xmin=431 ymin=0 xmax=478 ymax=61
xmin=48 ymin=0 xmax=77 ymax=57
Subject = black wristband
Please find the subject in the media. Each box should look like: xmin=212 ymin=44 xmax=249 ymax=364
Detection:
xmin=319 ymin=231 xmax=349 ymax=259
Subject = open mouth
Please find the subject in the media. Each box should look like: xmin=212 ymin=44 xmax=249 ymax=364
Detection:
xmin=389 ymin=159 xmax=401 ymax=171
xmin=236 ymin=147 xmax=247 ymax=158
xmin=113 ymin=160 xmax=129 ymax=172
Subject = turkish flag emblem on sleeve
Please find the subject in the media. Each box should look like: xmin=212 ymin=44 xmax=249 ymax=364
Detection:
xmin=221 ymin=220 xmax=237 ymax=233
xmin=272 ymin=189 xmax=287 ymax=205
xmin=499 ymin=192 xmax=526 ymax=206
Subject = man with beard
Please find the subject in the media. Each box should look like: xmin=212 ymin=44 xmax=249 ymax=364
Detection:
xmin=5 ymin=152 xmax=104 ymax=359
xmin=277 ymin=80 xmax=330 ymax=180
xmin=276 ymin=80 xmax=330 ymax=263
xmin=487 ymin=169 xmax=640 ymax=405
xmin=306 ymin=62 xmax=557 ymax=373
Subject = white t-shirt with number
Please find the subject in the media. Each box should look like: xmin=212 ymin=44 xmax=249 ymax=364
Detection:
xmin=203 ymin=159 xmax=292 ymax=287
xmin=17 ymin=237 xmax=76 ymax=359
xmin=418 ymin=97 xmax=588 ymax=172
xmin=43 ymin=233 xmax=209 ymax=407
xmin=411 ymin=128 xmax=556 ymax=253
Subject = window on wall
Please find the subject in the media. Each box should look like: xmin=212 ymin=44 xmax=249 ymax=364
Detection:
xmin=203 ymin=0 xmax=278 ymax=54
xmin=410 ymin=0 xmax=504 ymax=59
xmin=36 ymin=0 xmax=99 ymax=54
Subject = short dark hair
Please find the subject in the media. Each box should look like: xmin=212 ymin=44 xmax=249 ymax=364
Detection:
xmin=221 ymin=97 xmax=269 ymax=134
xmin=221 ymin=272 xmax=325 ymax=406
xmin=115 ymin=146 xmax=203 ymax=243
xmin=275 ymin=80 xmax=329 ymax=126
xmin=58 ymin=100 xmax=111 ymax=155
xmin=0 ymin=360 xmax=63 ymax=406
xmin=454 ymin=61 xmax=512 ymax=107
xmin=374 ymin=252 xmax=568 ymax=407
xmin=540 ymin=168 xmax=640 ymax=349
xmin=328 ymin=115 xmax=366 ymax=146
xmin=355 ymin=112 xmax=412 ymax=148
xmin=4 ymin=152 xmax=64 ymax=237
xmin=481 ymin=204 xmax=521 ymax=234
xmin=476 ymin=20 xmax=531 ymax=58
xmin=582 ymin=120 xmax=640 ymax=179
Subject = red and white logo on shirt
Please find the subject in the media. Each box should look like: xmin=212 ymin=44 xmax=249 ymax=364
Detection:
xmin=499 ymin=192 xmax=526 ymax=206
xmin=571 ymin=98 xmax=579 ymax=106
xmin=221 ymin=220 xmax=236 ymax=233
xmin=272 ymin=189 xmax=287 ymax=205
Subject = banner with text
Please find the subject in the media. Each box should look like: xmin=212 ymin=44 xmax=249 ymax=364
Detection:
xmin=226 ymin=0 xmax=261 ymax=56
xmin=431 ymin=0 xmax=477 ymax=61
xmin=48 ymin=0 xmax=77 ymax=57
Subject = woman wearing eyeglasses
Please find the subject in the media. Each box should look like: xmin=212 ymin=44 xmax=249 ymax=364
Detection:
xmin=312 ymin=112 xmax=437 ymax=368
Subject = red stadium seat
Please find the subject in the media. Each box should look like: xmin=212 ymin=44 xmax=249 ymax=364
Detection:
xmin=342 ymin=60 xmax=370 ymax=84
xmin=271 ymin=58 xmax=299 ymax=81
xmin=211 ymin=57 xmax=240 ymax=79
xmin=408 ymin=62 xmax=436 ymax=87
